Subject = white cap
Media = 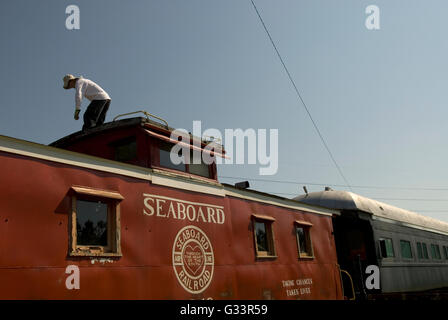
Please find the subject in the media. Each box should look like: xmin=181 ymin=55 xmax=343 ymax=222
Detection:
xmin=63 ymin=74 xmax=77 ymax=89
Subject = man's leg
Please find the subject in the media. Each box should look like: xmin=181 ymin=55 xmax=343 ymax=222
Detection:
xmin=96 ymin=99 xmax=111 ymax=126
xmin=82 ymin=100 xmax=104 ymax=131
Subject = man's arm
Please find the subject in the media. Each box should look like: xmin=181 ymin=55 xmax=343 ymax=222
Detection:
xmin=75 ymin=80 xmax=86 ymax=111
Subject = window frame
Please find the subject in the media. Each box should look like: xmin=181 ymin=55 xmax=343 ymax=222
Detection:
xmin=417 ymin=242 xmax=423 ymax=259
xmin=70 ymin=186 xmax=123 ymax=257
xmin=416 ymin=241 xmax=429 ymax=260
xmin=155 ymin=141 xmax=213 ymax=179
xmin=430 ymin=243 xmax=442 ymax=260
xmin=294 ymin=220 xmax=314 ymax=259
xmin=422 ymin=242 xmax=429 ymax=259
xmin=399 ymin=240 xmax=413 ymax=260
xmin=110 ymin=136 xmax=138 ymax=163
xmin=158 ymin=140 xmax=187 ymax=172
xmin=251 ymin=214 xmax=277 ymax=259
xmin=379 ymin=238 xmax=395 ymax=258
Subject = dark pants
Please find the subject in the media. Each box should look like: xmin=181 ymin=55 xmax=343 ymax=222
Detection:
xmin=82 ymin=99 xmax=111 ymax=131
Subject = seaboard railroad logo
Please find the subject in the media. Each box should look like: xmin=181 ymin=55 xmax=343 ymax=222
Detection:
xmin=172 ymin=225 xmax=214 ymax=294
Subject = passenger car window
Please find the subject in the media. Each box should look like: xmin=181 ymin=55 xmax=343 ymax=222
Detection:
xmin=417 ymin=242 xmax=429 ymax=259
xmin=379 ymin=238 xmax=394 ymax=258
xmin=422 ymin=243 xmax=429 ymax=259
xmin=431 ymin=244 xmax=442 ymax=260
xmin=400 ymin=240 xmax=413 ymax=259
xmin=417 ymin=242 xmax=423 ymax=259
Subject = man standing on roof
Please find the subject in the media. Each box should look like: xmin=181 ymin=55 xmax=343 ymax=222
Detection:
xmin=63 ymin=74 xmax=111 ymax=131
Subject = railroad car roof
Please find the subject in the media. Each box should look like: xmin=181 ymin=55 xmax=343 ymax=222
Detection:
xmin=222 ymin=183 xmax=339 ymax=216
xmin=50 ymin=117 xmax=145 ymax=147
xmin=294 ymin=190 xmax=448 ymax=235
xmin=0 ymin=133 xmax=338 ymax=217
xmin=50 ymin=116 xmax=224 ymax=151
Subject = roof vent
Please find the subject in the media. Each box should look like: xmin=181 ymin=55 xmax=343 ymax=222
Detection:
xmin=235 ymin=181 xmax=250 ymax=189
xmin=324 ymin=186 xmax=333 ymax=191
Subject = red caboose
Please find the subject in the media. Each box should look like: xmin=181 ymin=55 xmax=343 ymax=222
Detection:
xmin=0 ymin=113 xmax=342 ymax=299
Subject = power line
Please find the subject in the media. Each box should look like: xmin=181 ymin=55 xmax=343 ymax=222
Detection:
xmin=221 ymin=175 xmax=448 ymax=212
xmin=370 ymin=198 xmax=448 ymax=202
xmin=222 ymin=176 xmax=448 ymax=213
xmin=219 ymin=175 xmax=448 ymax=191
xmin=252 ymin=191 xmax=448 ymax=213
xmin=409 ymin=210 xmax=448 ymax=213
xmin=261 ymin=190 xmax=448 ymax=200
xmin=249 ymin=0 xmax=353 ymax=192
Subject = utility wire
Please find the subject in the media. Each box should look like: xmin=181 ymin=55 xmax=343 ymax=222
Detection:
xmin=221 ymin=176 xmax=448 ymax=212
xmin=247 ymin=190 xmax=448 ymax=213
xmin=219 ymin=175 xmax=448 ymax=191
xmin=249 ymin=0 xmax=353 ymax=192
xmin=410 ymin=210 xmax=448 ymax=213
xmin=266 ymin=191 xmax=448 ymax=202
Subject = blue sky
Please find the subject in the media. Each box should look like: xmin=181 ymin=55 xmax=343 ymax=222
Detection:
xmin=1 ymin=1 xmax=448 ymax=222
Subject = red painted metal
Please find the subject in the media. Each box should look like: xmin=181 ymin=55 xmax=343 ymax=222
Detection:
xmin=0 ymin=120 xmax=343 ymax=300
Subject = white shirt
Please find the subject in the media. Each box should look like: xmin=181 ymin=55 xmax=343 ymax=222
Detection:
xmin=75 ymin=78 xmax=111 ymax=110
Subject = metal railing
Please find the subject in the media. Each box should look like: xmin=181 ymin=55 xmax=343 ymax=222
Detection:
xmin=339 ymin=268 xmax=356 ymax=300
xmin=113 ymin=110 xmax=169 ymax=128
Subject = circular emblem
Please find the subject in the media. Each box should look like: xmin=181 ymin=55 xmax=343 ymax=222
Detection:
xmin=172 ymin=225 xmax=214 ymax=294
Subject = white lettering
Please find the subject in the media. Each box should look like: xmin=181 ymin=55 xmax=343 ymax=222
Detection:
xmin=65 ymin=265 xmax=80 ymax=290
xmin=156 ymin=199 xmax=166 ymax=217
xmin=143 ymin=194 xmax=225 ymax=225
xmin=143 ymin=197 xmax=154 ymax=216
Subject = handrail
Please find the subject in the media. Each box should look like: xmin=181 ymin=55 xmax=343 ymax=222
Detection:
xmin=113 ymin=110 xmax=169 ymax=128
xmin=339 ymin=269 xmax=356 ymax=300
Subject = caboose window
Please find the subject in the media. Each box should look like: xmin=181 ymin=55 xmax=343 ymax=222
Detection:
xmin=76 ymin=200 xmax=108 ymax=246
xmin=430 ymin=244 xmax=442 ymax=260
xmin=159 ymin=142 xmax=186 ymax=171
xmin=295 ymin=221 xmax=314 ymax=258
xmin=379 ymin=238 xmax=395 ymax=258
xmin=252 ymin=215 xmax=276 ymax=258
xmin=255 ymin=222 xmax=269 ymax=251
xmin=400 ymin=240 xmax=413 ymax=259
xmin=112 ymin=136 xmax=137 ymax=162
xmin=157 ymin=141 xmax=213 ymax=178
xmin=70 ymin=186 xmax=123 ymax=257
xmin=444 ymin=246 xmax=448 ymax=260
xmin=189 ymin=151 xmax=211 ymax=178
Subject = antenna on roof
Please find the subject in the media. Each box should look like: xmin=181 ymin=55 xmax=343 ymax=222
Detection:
xmin=303 ymin=186 xmax=308 ymax=195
